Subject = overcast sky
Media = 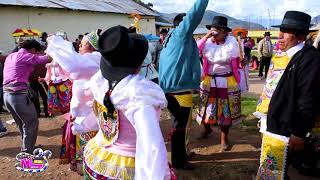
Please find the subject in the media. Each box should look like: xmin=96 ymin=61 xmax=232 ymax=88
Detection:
xmin=142 ymin=0 xmax=320 ymax=19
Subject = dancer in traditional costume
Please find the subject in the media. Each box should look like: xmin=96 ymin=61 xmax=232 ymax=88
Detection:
xmin=196 ymin=16 xmax=241 ymax=152
xmin=256 ymin=11 xmax=320 ymax=180
xmin=46 ymin=31 xmax=101 ymax=174
xmin=45 ymin=32 xmax=72 ymax=116
xmin=73 ymin=26 xmax=172 ymax=180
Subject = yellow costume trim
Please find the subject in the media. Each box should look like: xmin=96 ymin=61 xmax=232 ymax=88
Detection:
xmin=93 ymin=101 xmax=106 ymax=115
xmin=226 ymin=75 xmax=239 ymax=92
xmin=257 ymin=133 xmax=289 ymax=180
xmin=257 ymin=53 xmax=290 ymax=114
xmin=84 ymin=136 xmax=135 ymax=180
xmin=174 ymin=94 xmax=193 ymax=108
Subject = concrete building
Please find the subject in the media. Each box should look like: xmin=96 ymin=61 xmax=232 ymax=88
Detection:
xmin=0 ymin=0 xmax=158 ymax=54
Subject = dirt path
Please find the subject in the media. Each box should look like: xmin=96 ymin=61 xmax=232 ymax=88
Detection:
xmin=0 ymin=111 xmax=261 ymax=180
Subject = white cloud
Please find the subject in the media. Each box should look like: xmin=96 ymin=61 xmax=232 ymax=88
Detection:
xmin=142 ymin=0 xmax=320 ymax=18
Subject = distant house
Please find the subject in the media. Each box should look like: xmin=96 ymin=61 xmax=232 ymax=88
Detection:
xmin=0 ymin=0 xmax=158 ymax=54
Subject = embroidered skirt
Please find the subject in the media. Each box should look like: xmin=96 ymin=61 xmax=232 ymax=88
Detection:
xmin=197 ymin=73 xmax=241 ymax=126
xmin=60 ymin=116 xmax=97 ymax=172
xmin=47 ymin=79 xmax=72 ymax=115
xmin=83 ymin=138 xmax=135 ymax=180
xmin=59 ymin=119 xmax=77 ymax=165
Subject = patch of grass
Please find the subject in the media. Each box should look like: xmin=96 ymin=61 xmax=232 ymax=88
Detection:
xmin=251 ymin=50 xmax=260 ymax=58
xmin=239 ymin=97 xmax=259 ymax=132
xmin=249 ymin=69 xmax=259 ymax=74
xmin=241 ymin=97 xmax=258 ymax=117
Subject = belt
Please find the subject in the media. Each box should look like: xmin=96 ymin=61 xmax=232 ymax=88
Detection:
xmin=3 ymin=89 xmax=29 ymax=94
xmin=209 ymin=72 xmax=233 ymax=78
xmin=3 ymin=82 xmax=29 ymax=93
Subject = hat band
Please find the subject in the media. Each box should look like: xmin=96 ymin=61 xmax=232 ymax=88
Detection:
xmin=281 ymin=19 xmax=309 ymax=29
xmin=211 ymin=23 xmax=228 ymax=27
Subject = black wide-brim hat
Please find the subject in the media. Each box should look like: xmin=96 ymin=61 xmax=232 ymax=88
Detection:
xmin=99 ymin=26 xmax=149 ymax=82
xmin=264 ymin=32 xmax=271 ymax=36
xmin=272 ymin=11 xmax=317 ymax=32
xmin=206 ymin=16 xmax=232 ymax=32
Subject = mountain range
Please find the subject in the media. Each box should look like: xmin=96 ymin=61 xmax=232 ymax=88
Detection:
xmin=312 ymin=15 xmax=320 ymax=26
xmin=158 ymin=10 xmax=266 ymax=30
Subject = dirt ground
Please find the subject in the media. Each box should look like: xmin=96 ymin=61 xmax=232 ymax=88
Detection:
xmin=0 ymin=75 xmax=316 ymax=180
xmin=0 ymin=110 xmax=261 ymax=180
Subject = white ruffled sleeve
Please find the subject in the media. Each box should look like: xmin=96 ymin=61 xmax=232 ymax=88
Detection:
xmin=126 ymin=106 xmax=171 ymax=180
xmin=46 ymin=35 xmax=101 ymax=80
xmin=71 ymin=80 xmax=99 ymax=135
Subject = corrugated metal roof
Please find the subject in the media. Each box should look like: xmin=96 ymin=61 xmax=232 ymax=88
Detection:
xmin=0 ymin=0 xmax=159 ymax=16
xmin=155 ymin=22 xmax=173 ymax=27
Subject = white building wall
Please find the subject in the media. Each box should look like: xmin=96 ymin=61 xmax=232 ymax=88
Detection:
xmin=0 ymin=6 xmax=156 ymax=54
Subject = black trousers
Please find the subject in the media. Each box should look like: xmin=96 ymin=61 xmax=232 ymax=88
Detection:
xmin=259 ymin=56 xmax=272 ymax=78
xmin=165 ymin=94 xmax=191 ymax=167
xmin=0 ymin=87 xmax=3 ymax=107
xmin=29 ymin=80 xmax=48 ymax=115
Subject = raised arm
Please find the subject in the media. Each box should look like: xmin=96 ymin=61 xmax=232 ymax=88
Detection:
xmin=174 ymin=0 xmax=209 ymax=37
xmin=46 ymin=36 xmax=100 ymax=80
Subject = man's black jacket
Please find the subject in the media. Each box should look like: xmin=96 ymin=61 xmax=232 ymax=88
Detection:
xmin=267 ymin=45 xmax=320 ymax=138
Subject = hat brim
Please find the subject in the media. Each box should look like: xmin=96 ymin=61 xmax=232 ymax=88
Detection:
xmin=206 ymin=25 xmax=232 ymax=32
xmin=272 ymin=24 xmax=318 ymax=32
xmin=100 ymin=33 xmax=148 ymax=82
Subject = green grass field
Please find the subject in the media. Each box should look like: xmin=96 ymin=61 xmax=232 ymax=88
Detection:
xmin=241 ymin=96 xmax=258 ymax=116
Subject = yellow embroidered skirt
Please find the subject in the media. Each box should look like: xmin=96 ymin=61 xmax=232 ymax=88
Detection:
xmin=83 ymin=138 xmax=135 ymax=180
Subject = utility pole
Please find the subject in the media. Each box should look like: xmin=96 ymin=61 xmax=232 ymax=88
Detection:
xmin=267 ymin=8 xmax=271 ymax=30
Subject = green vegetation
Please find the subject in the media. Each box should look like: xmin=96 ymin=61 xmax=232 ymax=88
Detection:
xmin=241 ymin=96 xmax=258 ymax=117
xmin=251 ymin=50 xmax=260 ymax=58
